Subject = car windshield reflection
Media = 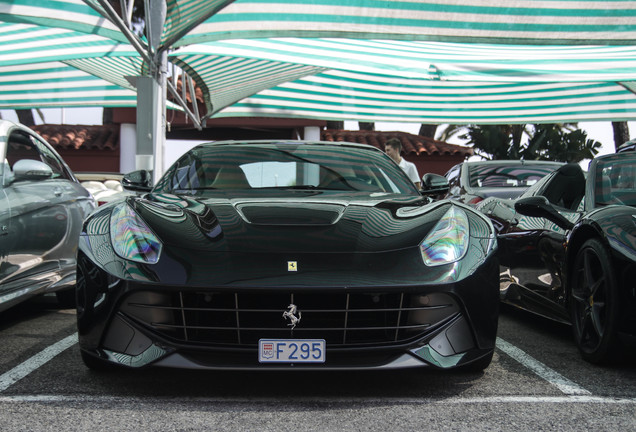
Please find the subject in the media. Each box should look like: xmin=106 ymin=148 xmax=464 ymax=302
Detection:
xmin=154 ymin=143 xmax=420 ymax=196
xmin=469 ymin=163 xmax=560 ymax=188
xmin=595 ymin=157 xmax=636 ymax=207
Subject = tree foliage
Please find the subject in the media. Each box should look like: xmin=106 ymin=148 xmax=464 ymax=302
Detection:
xmin=525 ymin=124 xmax=601 ymax=162
xmin=440 ymin=123 xmax=602 ymax=163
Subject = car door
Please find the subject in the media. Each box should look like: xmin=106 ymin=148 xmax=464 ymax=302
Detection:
xmin=496 ymin=164 xmax=585 ymax=321
xmin=0 ymin=126 xmax=94 ymax=300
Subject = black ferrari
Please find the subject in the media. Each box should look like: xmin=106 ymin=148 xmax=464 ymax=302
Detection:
xmin=76 ymin=140 xmax=499 ymax=371
xmin=478 ymin=152 xmax=636 ymax=363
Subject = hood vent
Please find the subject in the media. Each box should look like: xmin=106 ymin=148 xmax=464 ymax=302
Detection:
xmin=236 ymin=203 xmax=345 ymax=226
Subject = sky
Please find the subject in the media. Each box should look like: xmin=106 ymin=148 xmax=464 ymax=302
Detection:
xmin=2 ymin=107 xmax=633 ymax=170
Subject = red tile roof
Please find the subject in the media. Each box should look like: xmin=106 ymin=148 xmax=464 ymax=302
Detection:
xmin=32 ymin=124 xmax=120 ymax=151
xmin=29 ymin=124 xmax=471 ymax=161
xmin=321 ymin=130 xmax=472 ymax=158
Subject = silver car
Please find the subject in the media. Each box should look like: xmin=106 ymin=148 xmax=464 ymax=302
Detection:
xmin=0 ymin=120 xmax=95 ymax=310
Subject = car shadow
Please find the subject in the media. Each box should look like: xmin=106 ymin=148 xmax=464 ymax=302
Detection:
xmin=0 ymin=294 xmax=71 ymax=329
xmin=82 ymin=366 xmax=484 ymax=401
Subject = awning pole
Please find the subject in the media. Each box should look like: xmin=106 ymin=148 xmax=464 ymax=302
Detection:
xmin=153 ymin=50 xmax=167 ymax=181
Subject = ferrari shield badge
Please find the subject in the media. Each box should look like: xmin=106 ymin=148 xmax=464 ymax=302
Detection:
xmin=287 ymin=261 xmax=298 ymax=271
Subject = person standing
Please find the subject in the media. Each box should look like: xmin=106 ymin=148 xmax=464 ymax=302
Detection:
xmin=384 ymin=138 xmax=421 ymax=189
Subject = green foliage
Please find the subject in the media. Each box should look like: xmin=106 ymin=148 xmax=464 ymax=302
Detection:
xmin=440 ymin=123 xmax=602 ymax=163
xmin=525 ymin=124 xmax=602 ymax=162
xmin=455 ymin=125 xmax=529 ymax=160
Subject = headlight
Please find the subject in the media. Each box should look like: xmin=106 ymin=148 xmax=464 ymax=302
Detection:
xmin=110 ymin=203 xmax=162 ymax=264
xmin=420 ymin=205 xmax=469 ymax=266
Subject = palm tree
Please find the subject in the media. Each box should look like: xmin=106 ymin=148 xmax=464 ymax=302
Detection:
xmin=439 ymin=123 xmax=600 ymax=162
xmin=15 ymin=109 xmax=35 ymax=126
xmin=439 ymin=124 xmax=531 ymax=160
xmin=418 ymin=124 xmax=437 ymax=138
xmin=612 ymin=121 xmax=630 ymax=150
xmin=526 ymin=124 xmax=601 ymax=163
xmin=437 ymin=124 xmax=466 ymax=143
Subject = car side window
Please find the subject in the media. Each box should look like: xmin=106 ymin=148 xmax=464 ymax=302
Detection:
xmin=159 ymin=153 xmax=206 ymax=191
xmin=445 ymin=165 xmax=461 ymax=195
xmin=5 ymin=130 xmax=71 ymax=180
xmin=539 ymin=163 xmax=585 ymax=211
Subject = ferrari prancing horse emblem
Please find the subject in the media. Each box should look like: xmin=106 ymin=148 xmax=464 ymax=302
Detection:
xmin=287 ymin=261 xmax=298 ymax=272
xmin=283 ymin=304 xmax=301 ymax=329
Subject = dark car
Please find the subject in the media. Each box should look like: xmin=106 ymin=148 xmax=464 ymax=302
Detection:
xmin=76 ymin=140 xmax=499 ymax=372
xmin=444 ymin=160 xmax=565 ymax=205
xmin=0 ymin=120 xmax=95 ymax=311
xmin=478 ymin=154 xmax=636 ymax=363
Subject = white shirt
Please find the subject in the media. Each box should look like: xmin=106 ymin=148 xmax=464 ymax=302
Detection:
xmin=398 ymin=158 xmax=420 ymax=185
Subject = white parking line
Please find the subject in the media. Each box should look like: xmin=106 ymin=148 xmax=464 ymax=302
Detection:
xmin=0 ymin=334 xmax=594 ymax=398
xmin=0 ymin=333 xmax=77 ymax=393
xmin=0 ymin=395 xmax=634 ymax=405
xmin=496 ymin=337 xmax=591 ymax=396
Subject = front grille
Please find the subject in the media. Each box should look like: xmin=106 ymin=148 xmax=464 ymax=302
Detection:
xmin=120 ymin=290 xmax=460 ymax=347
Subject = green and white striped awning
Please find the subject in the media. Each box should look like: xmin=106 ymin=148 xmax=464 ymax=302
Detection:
xmin=216 ymin=75 xmax=636 ymax=125
xmin=0 ymin=20 xmax=140 ymax=108
xmin=181 ymin=0 xmax=636 ymax=46
xmin=37 ymin=0 xmax=635 ymax=47
xmin=2 ymin=0 xmax=636 ymax=123
xmin=0 ymin=61 xmax=138 ymax=109
xmin=17 ymin=0 xmax=635 ymax=46
xmin=0 ymin=0 xmax=126 ymax=42
xmin=171 ymin=38 xmax=636 ymax=124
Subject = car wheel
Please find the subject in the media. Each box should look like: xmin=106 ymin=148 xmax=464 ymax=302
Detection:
xmin=569 ymin=238 xmax=620 ymax=364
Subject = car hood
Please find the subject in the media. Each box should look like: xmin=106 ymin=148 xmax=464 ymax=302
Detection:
xmin=130 ymin=192 xmax=448 ymax=254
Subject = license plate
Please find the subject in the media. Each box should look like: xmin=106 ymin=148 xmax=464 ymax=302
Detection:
xmin=259 ymin=339 xmax=325 ymax=363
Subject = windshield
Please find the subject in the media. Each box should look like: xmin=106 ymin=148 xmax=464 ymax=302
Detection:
xmin=594 ymin=155 xmax=636 ymax=207
xmin=469 ymin=163 xmax=561 ymax=188
xmin=154 ymin=142 xmax=420 ymax=196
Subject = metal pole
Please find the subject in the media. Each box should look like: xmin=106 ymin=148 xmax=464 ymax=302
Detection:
xmin=146 ymin=0 xmax=167 ymax=182
xmin=153 ymin=50 xmax=167 ymax=180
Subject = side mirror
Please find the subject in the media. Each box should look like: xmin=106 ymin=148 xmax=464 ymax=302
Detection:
xmin=122 ymin=170 xmax=153 ymax=192
xmin=420 ymin=173 xmax=449 ymax=196
xmin=12 ymin=159 xmax=53 ymax=181
xmin=514 ymin=196 xmax=574 ymax=230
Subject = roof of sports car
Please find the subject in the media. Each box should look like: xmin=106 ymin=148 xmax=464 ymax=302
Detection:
xmin=193 ymin=139 xmax=380 ymax=149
